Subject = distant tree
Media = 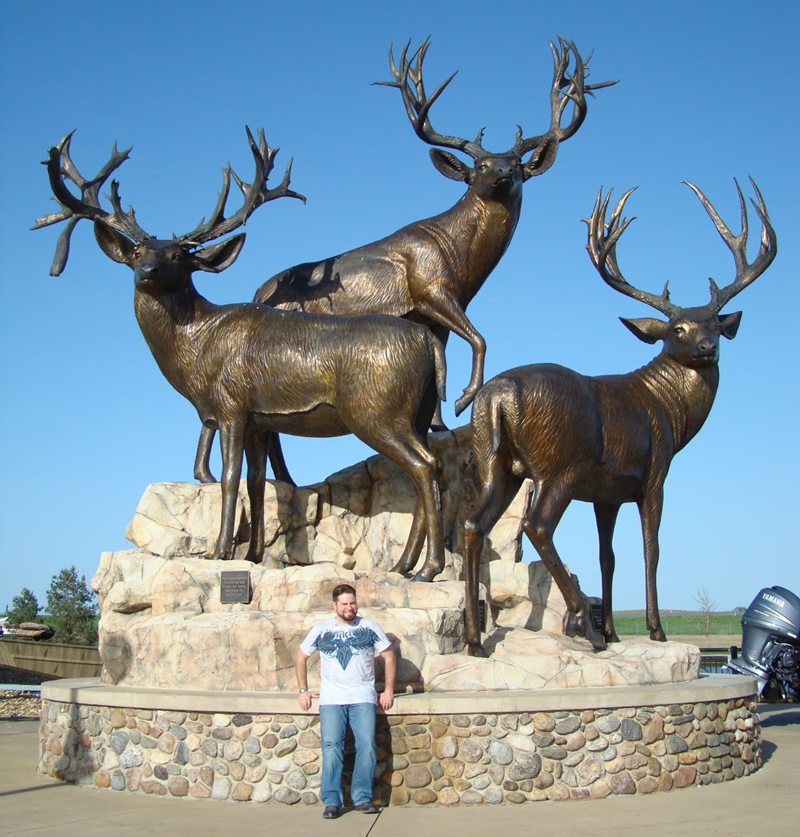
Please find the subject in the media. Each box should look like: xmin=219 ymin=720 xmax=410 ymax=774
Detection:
xmin=733 ymin=606 xmax=747 ymax=616
xmin=6 ymin=587 xmax=40 ymax=624
xmin=45 ymin=566 xmax=98 ymax=645
xmin=695 ymin=585 xmax=717 ymax=636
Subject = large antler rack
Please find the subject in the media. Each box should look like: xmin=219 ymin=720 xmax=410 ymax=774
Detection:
xmin=33 ymin=127 xmax=306 ymax=276
xmin=32 ymin=131 xmax=150 ymax=276
xmin=512 ymin=36 xmax=618 ymax=157
xmin=584 ymin=186 xmax=679 ymax=318
xmin=181 ymin=126 xmax=306 ymax=246
xmin=373 ymin=38 xmax=487 ymax=160
xmin=682 ymin=178 xmax=777 ymax=312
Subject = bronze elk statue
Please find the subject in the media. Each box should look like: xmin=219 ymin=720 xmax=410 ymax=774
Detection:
xmin=463 ymin=180 xmax=777 ymax=653
xmin=35 ymin=129 xmax=448 ymax=579
xmin=193 ymin=36 xmax=616 ymax=494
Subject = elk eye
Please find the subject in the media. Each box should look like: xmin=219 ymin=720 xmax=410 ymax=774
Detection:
xmin=673 ymin=325 xmax=686 ymax=336
xmin=171 ymin=252 xmax=182 ymax=262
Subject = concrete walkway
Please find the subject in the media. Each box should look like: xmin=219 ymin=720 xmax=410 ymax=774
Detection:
xmin=1 ymin=705 xmax=797 ymax=836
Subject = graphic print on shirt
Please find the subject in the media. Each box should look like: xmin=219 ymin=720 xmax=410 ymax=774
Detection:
xmin=315 ymin=626 xmax=379 ymax=671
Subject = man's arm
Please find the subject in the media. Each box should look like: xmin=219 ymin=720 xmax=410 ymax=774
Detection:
xmin=378 ymin=647 xmax=396 ymax=711
xmin=295 ymin=648 xmax=313 ymax=711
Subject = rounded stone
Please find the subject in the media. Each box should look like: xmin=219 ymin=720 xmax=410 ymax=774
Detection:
xmin=211 ymin=777 xmax=231 ymax=800
xmin=532 ymin=713 xmax=555 ymax=732
xmin=110 ymin=771 xmax=126 ymax=791
xmin=460 ymin=790 xmax=485 ymax=804
xmin=488 ymin=740 xmax=513 ymax=765
xmin=168 ymin=776 xmax=189 ymax=797
xmin=109 ymin=731 xmax=129 ymax=754
xmin=391 ymin=787 xmax=411 ymax=805
xmin=555 ymin=716 xmax=581 ymax=735
xmin=412 ymin=788 xmax=437 ymax=804
xmin=273 ymin=786 xmax=301 ymax=804
xmin=119 ymin=748 xmax=143 ymax=769
xmin=596 ymin=716 xmax=621 ymax=734
xmin=482 ymin=786 xmax=501 ymax=804
xmin=405 ymin=766 xmax=432 ymax=788
xmin=609 ymin=771 xmax=636 ymax=794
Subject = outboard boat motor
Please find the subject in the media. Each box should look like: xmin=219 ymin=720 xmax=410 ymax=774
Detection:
xmin=726 ymin=586 xmax=800 ymax=701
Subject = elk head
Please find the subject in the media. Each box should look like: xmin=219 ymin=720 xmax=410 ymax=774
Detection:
xmin=93 ymin=227 xmax=246 ymax=296
xmin=375 ymin=37 xmax=617 ymax=203
xmin=585 ymin=179 xmax=777 ymax=368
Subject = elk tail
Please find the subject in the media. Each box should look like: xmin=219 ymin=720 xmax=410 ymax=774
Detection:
xmin=483 ymin=379 xmax=516 ymax=454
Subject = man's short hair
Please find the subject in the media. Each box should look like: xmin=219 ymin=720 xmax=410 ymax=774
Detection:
xmin=332 ymin=583 xmax=357 ymax=602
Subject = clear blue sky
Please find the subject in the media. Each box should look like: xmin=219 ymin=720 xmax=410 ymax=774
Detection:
xmin=1 ymin=0 xmax=798 ymax=614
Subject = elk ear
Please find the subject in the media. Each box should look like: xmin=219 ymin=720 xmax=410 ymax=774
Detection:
xmin=429 ymin=149 xmax=470 ymax=182
xmin=191 ymin=233 xmax=246 ymax=273
xmin=719 ymin=310 xmax=742 ymax=340
xmin=522 ymin=137 xmax=559 ymax=180
xmin=94 ymin=220 xmax=135 ymax=266
xmin=620 ymin=316 xmax=668 ymax=344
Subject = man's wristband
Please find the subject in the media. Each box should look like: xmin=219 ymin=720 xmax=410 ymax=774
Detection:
xmin=298 ymin=688 xmax=308 ymax=694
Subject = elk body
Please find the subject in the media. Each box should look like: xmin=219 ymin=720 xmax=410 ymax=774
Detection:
xmin=463 ymin=181 xmax=777 ymax=653
xmin=36 ymin=130 xmax=447 ymax=579
xmin=193 ymin=37 xmax=616 ymax=495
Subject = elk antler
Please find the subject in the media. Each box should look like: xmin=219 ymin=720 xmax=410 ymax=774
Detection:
xmin=584 ymin=187 xmax=679 ymax=317
xmin=181 ymin=127 xmax=306 ymax=246
xmin=682 ymin=178 xmax=777 ymax=312
xmin=373 ymin=38 xmax=487 ymax=159
xmin=32 ymin=131 xmax=149 ymax=276
xmin=513 ymin=37 xmax=618 ymax=157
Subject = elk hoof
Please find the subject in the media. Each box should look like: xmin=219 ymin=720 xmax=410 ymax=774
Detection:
xmin=649 ymin=628 xmax=667 ymax=642
xmin=466 ymin=642 xmax=489 ymax=658
xmin=389 ymin=560 xmax=412 ymax=575
xmin=454 ymin=390 xmax=474 ymax=417
xmin=411 ymin=568 xmax=438 ymax=582
xmin=195 ymin=470 xmax=217 ymax=484
xmin=244 ymin=551 xmax=263 ymax=565
xmin=565 ymin=610 xmax=607 ymax=651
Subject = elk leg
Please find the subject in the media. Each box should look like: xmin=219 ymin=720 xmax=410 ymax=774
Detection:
xmin=638 ymin=487 xmax=666 ymax=641
xmin=194 ymin=425 xmax=217 ymax=484
xmin=267 ymin=433 xmax=296 ymax=487
xmin=215 ymin=421 xmax=246 ymax=561
xmin=374 ymin=434 xmax=443 ymax=582
xmin=594 ymin=502 xmax=621 ymax=642
xmin=244 ymin=428 xmax=269 ymax=564
xmin=416 ymin=294 xmax=485 ymax=416
xmin=390 ymin=493 xmax=426 ymax=576
xmin=522 ymin=483 xmax=607 ymax=651
xmin=464 ymin=471 xmax=523 ymax=654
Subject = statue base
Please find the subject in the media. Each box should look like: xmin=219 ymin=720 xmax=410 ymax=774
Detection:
xmin=39 ymin=675 xmax=761 ymax=804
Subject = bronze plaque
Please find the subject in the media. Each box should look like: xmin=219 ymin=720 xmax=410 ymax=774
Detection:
xmin=220 ymin=570 xmax=251 ymax=604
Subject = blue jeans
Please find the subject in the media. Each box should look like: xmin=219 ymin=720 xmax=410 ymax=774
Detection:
xmin=319 ymin=702 xmax=376 ymax=807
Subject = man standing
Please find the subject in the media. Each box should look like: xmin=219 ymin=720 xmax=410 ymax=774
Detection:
xmin=296 ymin=583 xmax=396 ymax=819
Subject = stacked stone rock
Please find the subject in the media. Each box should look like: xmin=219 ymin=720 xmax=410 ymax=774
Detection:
xmin=1 ymin=690 xmax=41 ymax=719
xmin=39 ymin=696 xmax=760 ymax=803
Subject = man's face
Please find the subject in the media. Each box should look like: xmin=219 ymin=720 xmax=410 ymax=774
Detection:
xmin=333 ymin=593 xmax=358 ymax=623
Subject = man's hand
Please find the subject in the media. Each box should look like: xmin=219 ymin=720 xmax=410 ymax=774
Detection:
xmin=378 ymin=688 xmax=394 ymax=711
xmin=298 ymin=690 xmax=313 ymax=711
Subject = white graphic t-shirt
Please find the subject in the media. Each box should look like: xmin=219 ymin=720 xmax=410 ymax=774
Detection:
xmin=300 ymin=616 xmax=391 ymax=706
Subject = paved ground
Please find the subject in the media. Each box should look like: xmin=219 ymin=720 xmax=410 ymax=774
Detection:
xmin=1 ymin=705 xmax=797 ymax=836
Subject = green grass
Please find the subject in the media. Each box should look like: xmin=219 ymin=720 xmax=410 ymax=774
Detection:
xmin=613 ymin=612 xmax=742 ymax=638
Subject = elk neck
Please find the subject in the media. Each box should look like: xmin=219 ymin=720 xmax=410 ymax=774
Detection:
xmin=419 ymin=186 xmax=522 ymax=300
xmin=133 ymin=282 xmax=220 ymax=401
xmin=629 ymin=353 xmax=721 ymax=453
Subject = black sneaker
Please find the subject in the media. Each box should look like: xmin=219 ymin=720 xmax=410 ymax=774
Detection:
xmin=354 ymin=802 xmax=380 ymax=814
xmin=322 ymin=805 xmax=341 ymax=819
